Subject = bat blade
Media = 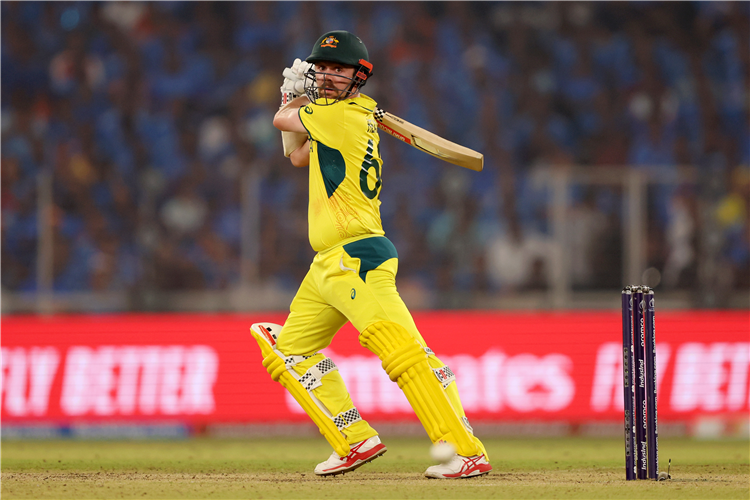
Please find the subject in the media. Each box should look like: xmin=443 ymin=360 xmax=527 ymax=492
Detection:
xmin=374 ymin=109 xmax=483 ymax=172
xmin=277 ymin=100 xmax=483 ymax=172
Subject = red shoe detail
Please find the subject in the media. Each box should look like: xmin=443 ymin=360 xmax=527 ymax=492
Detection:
xmin=442 ymin=455 xmax=492 ymax=478
xmin=318 ymin=441 xmax=387 ymax=475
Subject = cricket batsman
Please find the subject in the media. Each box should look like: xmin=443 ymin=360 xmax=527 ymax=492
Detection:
xmin=251 ymin=30 xmax=491 ymax=479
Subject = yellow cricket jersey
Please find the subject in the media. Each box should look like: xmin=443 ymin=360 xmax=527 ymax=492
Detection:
xmin=298 ymin=94 xmax=385 ymax=252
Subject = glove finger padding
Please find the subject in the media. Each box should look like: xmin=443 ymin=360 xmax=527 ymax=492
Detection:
xmin=281 ymin=77 xmax=298 ymax=93
xmin=296 ymin=61 xmax=313 ymax=79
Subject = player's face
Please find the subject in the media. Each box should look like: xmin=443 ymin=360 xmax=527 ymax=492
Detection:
xmin=314 ymin=62 xmax=357 ymax=100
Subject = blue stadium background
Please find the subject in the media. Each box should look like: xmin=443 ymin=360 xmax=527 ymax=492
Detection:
xmin=2 ymin=1 xmax=748 ymax=312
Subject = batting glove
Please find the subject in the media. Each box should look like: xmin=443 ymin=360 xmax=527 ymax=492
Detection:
xmin=282 ymin=59 xmax=312 ymax=84
xmin=280 ymin=59 xmax=314 ymax=106
xmin=279 ymin=78 xmax=298 ymax=106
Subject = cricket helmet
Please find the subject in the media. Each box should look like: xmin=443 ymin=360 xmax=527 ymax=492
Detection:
xmin=304 ymin=30 xmax=374 ymax=104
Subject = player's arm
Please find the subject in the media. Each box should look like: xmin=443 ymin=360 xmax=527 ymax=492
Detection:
xmin=273 ymin=96 xmax=309 ymax=133
xmin=289 ymin=139 xmax=310 ymax=168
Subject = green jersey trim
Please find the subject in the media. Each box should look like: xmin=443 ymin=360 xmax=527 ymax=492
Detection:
xmin=297 ymin=107 xmax=312 ymax=137
xmin=317 ymin=143 xmax=347 ymax=198
xmin=344 ymin=236 xmax=398 ymax=283
xmin=347 ymin=101 xmax=374 ymax=113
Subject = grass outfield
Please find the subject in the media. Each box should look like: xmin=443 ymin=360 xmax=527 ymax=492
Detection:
xmin=2 ymin=436 xmax=748 ymax=499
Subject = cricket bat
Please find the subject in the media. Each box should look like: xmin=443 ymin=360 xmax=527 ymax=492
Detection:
xmin=281 ymin=104 xmax=483 ymax=172
xmin=373 ymin=108 xmax=483 ymax=172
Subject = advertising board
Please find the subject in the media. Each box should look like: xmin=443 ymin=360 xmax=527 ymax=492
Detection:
xmin=2 ymin=312 xmax=747 ymax=425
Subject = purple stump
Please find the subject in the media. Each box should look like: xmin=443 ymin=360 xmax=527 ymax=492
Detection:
xmin=644 ymin=288 xmax=658 ymax=479
xmin=621 ymin=286 xmax=636 ymax=480
xmin=632 ymin=286 xmax=648 ymax=480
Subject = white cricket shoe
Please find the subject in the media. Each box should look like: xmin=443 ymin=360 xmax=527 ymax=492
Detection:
xmin=314 ymin=436 xmax=387 ymax=476
xmin=424 ymin=454 xmax=492 ymax=479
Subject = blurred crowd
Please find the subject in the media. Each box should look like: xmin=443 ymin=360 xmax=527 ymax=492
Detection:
xmin=2 ymin=1 xmax=748 ymax=303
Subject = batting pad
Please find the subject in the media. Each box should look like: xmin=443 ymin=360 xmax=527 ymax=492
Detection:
xmin=250 ymin=322 xmax=351 ymax=457
xmin=359 ymin=321 xmax=484 ymax=458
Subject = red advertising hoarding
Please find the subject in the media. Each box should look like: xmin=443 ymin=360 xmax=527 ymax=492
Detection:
xmin=2 ymin=312 xmax=748 ymax=425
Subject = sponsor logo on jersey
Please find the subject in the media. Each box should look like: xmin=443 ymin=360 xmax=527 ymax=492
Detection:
xmin=321 ymin=36 xmax=339 ymax=48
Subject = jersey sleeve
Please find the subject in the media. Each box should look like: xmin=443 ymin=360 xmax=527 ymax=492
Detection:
xmin=299 ymin=102 xmax=347 ymax=149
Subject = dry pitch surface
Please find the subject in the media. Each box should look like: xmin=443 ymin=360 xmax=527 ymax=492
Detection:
xmin=2 ymin=436 xmax=748 ymax=499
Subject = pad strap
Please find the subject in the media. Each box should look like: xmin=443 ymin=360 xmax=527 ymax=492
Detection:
xmin=284 ymin=354 xmax=312 ymax=367
xmin=332 ymin=408 xmax=362 ymax=431
xmin=425 ymin=345 xmax=454 ymax=389
xmin=299 ymin=357 xmax=338 ymax=391
xmin=432 ymin=364 xmax=456 ymax=389
xmin=462 ymin=416 xmax=474 ymax=434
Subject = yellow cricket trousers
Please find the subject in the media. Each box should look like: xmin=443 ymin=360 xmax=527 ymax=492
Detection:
xmin=276 ymin=236 xmax=470 ymax=446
